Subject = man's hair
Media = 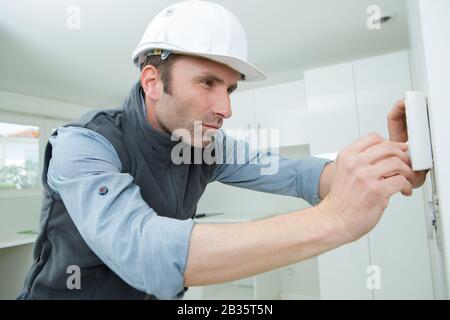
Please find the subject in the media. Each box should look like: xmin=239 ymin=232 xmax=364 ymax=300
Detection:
xmin=140 ymin=54 xmax=178 ymax=95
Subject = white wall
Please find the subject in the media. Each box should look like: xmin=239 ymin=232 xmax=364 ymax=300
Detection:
xmin=406 ymin=0 xmax=450 ymax=299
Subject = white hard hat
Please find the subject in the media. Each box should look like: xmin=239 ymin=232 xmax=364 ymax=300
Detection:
xmin=132 ymin=0 xmax=267 ymax=81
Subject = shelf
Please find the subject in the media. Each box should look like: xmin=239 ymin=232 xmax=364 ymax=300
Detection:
xmin=0 ymin=188 xmax=42 ymax=199
xmin=0 ymin=231 xmax=38 ymax=249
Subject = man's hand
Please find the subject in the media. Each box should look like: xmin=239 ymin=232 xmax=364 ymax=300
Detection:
xmin=317 ymin=133 xmax=414 ymax=243
xmin=387 ymin=99 xmax=428 ymax=189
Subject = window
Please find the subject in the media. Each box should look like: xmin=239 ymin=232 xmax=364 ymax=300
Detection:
xmin=0 ymin=122 xmax=40 ymax=190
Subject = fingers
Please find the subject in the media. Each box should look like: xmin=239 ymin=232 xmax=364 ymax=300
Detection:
xmin=370 ymin=156 xmax=416 ymax=184
xmin=387 ymin=99 xmax=406 ymax=122
xmin=387 ymin=99 xmax=408 ymax=142
xmin=344 ymin=132 xmax=385 ymax=154
xmin=380 ymin=174 xmax=413 ymax=198
xmin=338 ymin=128 xmax=416 ymax=199
xmin=360 ymin=140 xmax=409 ymax=166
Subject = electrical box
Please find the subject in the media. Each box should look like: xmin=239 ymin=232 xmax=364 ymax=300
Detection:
xmin=404 ymin=91 xmax=433 ymax=171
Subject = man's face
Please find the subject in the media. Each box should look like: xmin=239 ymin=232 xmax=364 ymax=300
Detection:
xmin=150 ymin=55 xmax=239 ymax=148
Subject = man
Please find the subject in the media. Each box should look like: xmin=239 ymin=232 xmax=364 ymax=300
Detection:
xmin=19 ymin=0 xmax=427 ymax=300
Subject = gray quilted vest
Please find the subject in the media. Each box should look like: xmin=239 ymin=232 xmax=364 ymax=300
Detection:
xmin=18 ymin=82 xmax=217 ymax=299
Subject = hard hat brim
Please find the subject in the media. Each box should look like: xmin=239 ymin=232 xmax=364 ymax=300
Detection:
xmin=191 ymin=52 xmax=268 ymax=82
xmin=132 ymin=43 xmax=267 ymax=82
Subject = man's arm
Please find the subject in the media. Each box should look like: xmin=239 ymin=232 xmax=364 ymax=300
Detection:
xmin=185 ymin=204 xmax=340 ymax=286
xmin=184 ymin=100 xmax=427 ymax=287
xmin=210 ymin=131 xmax=332 ymax=206
xmin=184 ymin=132 xmax=414 ymax=287
xmin=318 ymin=161 xmax=335 ymax=200
xmin=49 ymin=126 xmax=193 ymax=299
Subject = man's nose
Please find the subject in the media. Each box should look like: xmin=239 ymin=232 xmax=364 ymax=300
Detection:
xmin=212 ymin=94 xmax=232 ymax=119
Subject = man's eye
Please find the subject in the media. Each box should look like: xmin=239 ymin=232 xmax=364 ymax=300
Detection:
xmin=201 ymin=80 xmax=213 ymax=87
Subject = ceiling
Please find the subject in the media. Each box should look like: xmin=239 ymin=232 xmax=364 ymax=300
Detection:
xmin=0 ymin=0 xmax=409 ymax=108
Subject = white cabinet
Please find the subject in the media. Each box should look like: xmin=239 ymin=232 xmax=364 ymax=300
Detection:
xmin=183 ymin=271 xmax=281 ymax=300
xmin=223 ymin=81 xmax=309 ymax=148
xmin=353 ymin=52 xmax=411 ymax=138
xmin=254 ymin=81 xmax=309 ymax=147
xmin=305 ymin=51 xmax=434 ymax=299
xmin=305 ymin=63 xmax=360 ymax=155
xmin=355 ymin=52 xmax=434 ymax=299
xmin=317 ymin=236 xmax=373 ymax=299
xmin=305 ymin=62 xmax=372 ymax=299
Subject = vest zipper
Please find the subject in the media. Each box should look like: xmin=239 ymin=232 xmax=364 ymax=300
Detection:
xmin=168 ymin=163 xmax=180 ymax=216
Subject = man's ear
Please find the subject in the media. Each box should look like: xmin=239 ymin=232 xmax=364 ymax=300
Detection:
xmin=141 ymin=65 xmax=162 ymax=101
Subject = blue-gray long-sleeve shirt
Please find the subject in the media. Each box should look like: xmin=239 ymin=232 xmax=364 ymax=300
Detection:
xmin=47 ymin=110 xmax=331 ymax=300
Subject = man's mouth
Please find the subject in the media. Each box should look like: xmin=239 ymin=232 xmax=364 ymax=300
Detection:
xmin=202 ymin=124 xmax=220 ymax=130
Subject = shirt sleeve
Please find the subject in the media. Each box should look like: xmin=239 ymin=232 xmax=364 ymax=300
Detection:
xmin=210 ymin=130 xmax=333 ymax=206
xmin=47 ymin=126 xmax=193 ymax=300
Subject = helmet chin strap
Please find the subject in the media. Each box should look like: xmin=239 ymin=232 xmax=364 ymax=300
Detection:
xmin=138 ymin=49 xmax=173 ymax=67
xmin=160 ymin=50 xmax=172 ymax=60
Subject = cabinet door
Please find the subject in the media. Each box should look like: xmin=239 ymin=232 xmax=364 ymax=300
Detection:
xmin=253 ymin=269 xmax=281 ymax=300
xmin=318 ymin=237 xmax=373 ymax=299
xmin=354 ymin=51 xmax=434 ymax=299
xmin=305 ymin=62 xmax=373 ymax=299
xmin=305 ymin=51 xmax=434 ymax=299
xmin=353 ymin=51 xmax=412 ymax=138
xmin=222 ymin=90 xmax=255 ymax=143
xmin=254 ymin=80 xmax=308 ymax=148
xmin=304 ymin=63 xmax=360 ymax=155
